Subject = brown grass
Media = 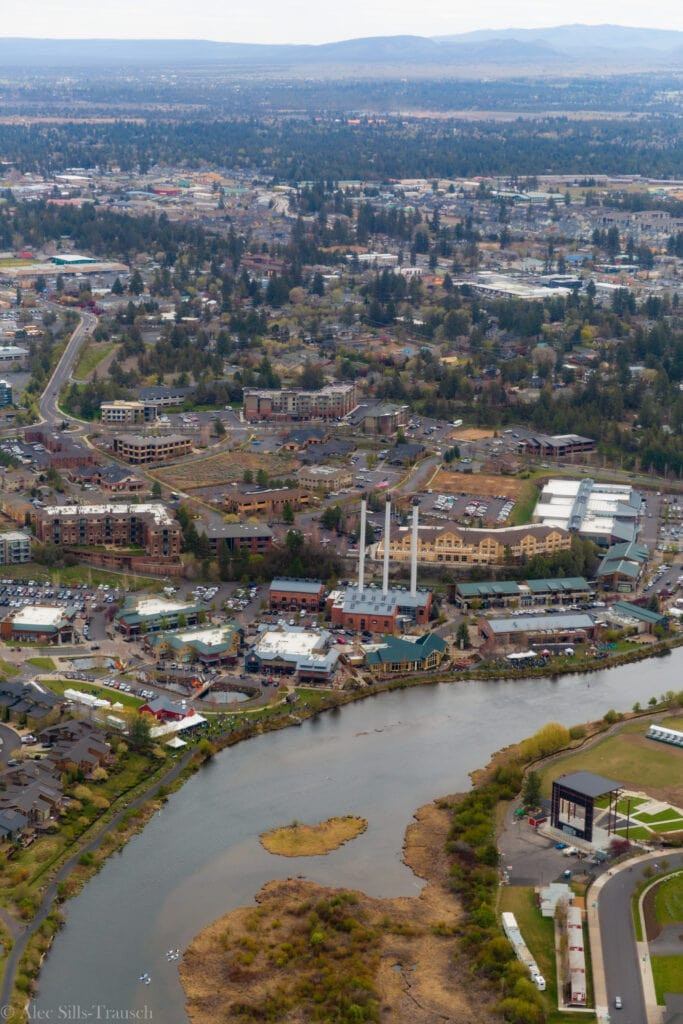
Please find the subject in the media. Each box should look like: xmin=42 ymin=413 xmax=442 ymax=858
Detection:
xmin=450 ymin=427 xmax=495 ymax=441
xmin=155 ymin=450 xmax=298 ymax=490
xmin=260 ymin=815 xmax=367 ymax=856
xmin=431 ymin=468 xmax=527 ymax=499
xmin=181 ymin=796 xmax=498 ymax=1024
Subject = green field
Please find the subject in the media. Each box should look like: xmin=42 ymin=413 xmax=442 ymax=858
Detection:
xmin=508 ymin=480 xmax=541 ymax=526
xmin=650 ymin=821 xmax=683 ymax=834
xmin=539 ymin=727 xmax=682 ymax=798
xmin=45 ymin=678 xmax=143 ymax=709
xmin=651 ymin=956 xmax=683 ymax=1003
xmin=26 ymin=656 xmax=57 ymax=671
xmin=0 ymin=562 xmax=163 ymax=591
xmin=73 ymin=341 xmax=116 ymax=380
xmin=654 ymin=873 xmax=683 ymax=926
xmin=636 ymin=808 xmax=683 ymax=824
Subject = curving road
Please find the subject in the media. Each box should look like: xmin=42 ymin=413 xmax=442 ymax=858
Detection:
xmin=596 ymin=851 xmax=683 ymax=1024
xmin=0 ymin=723 xmax=23 ymax=765
xmin=38 ymin=309 xmax=97 ymax=427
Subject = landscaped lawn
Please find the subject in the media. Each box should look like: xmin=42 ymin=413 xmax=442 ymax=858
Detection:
xmin=636 ymin=808 xmax=683 ymax=823
xmin=0 ymin=562 xmax=162 ymax=591
xmin=616 ymin=826 xmax=652 ymax=841
xmin=0 ymin=659 xmax=20 ymax=676
xmin=595 ymin=795 xmax=647 ymax=813
xmin=654 ymin=873 xmax=683 ymax=926
xmin=651 ymin=956 xmax=683 ymax=1003
xmin=26 ymin=656 xmax=57 ymax=671
xmin=539 ymin=729 xmax=682 ymax=798
xmin=650 ymin=820 xmax=683 ymax=834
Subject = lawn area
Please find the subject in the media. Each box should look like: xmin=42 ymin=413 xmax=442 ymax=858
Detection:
xmin=45 ymin=678 xmax=143 ymax=709
xmin=0 ymin=658 xmax=20 ymax=676
xmin=595 ymin=795 xmax=647 ymax=812
xmin=26 ymin=656 xmax=57 ymax=671
xmin=655 ymin=873 xmax=683 ymax=926
xmin=499 ymin=887 xmax=558 ymax=1006
xmin=0 ymin=562 xmax=162 ymax=591
xmin=636 ymin=809 xmax=683 ymax=823
xmin=508 ymin=479 xmax=541 ymax=526
xmin=615 ymin=826 xmax=652 ymax=841
xmin=651 ymin=956 xmax=683 ymax=1003
xmin=650 ymin=821 xmax=683 ymax=834
xmin=538 ymin=728 xmax=683 ymax=799
xmin=73 ymin=340 xmax=116 ymax=380
xmin=663 ymin=716 xmax=683 ymax=731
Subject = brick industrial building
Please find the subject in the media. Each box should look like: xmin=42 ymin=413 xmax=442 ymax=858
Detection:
xmin=269 ymin=579 xmax=326 ymax=612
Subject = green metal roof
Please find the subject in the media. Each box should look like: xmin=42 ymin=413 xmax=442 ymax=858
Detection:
xmin=613 ymin=601 xmax=665 ymax=624
xmin=365 ymin=633 xmax=446 ymax=667
xmin=456 ymin=581 xmax=520 ymax=598
xmin=525 ymin=577 xmax=591 ymax=593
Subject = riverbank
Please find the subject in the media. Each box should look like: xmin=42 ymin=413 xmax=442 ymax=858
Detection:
xmin=181 ymin=797 xmax=499 ymax=1024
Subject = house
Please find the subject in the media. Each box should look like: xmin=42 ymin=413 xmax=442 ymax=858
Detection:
xmin=0 ymin=679 xmax=61 ymax=721
xmin=46 ymin=732 xmax=110 ymax=774
xmin=0 ymin=808 xmax=29 ymax=841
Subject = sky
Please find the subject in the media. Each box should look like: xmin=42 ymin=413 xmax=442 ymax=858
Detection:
xmin=3 ymin=1 xmax=682 ymax=45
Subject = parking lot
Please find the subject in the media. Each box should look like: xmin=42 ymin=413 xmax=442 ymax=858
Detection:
xmin=414 ymin=489 xmax=517 ymax=525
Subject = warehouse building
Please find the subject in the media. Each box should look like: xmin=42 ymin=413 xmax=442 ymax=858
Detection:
xmin=478 ymin=611 xmax=599 ymax=653
xmin=533 ymin=478 xmax=641 ymax=546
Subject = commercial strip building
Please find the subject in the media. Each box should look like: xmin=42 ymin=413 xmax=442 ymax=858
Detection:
xmin=115 ymin=596 xmax=203 ymax=638
xmin=112 ymin=433 xmax=193 ymax=465
xmin=477 ymin=611 xmax=599 ymax=653
xmin=146 ymin=624 xmax=242 ymax=666
xmin=453 ymin=577 xmax=593 ymax=611
xmin=0 ymin=605 xmax=74 ymax=644
xmin=34 ymin=503 xmax=182 ymax=561
xmin=243 ymin=382 xmax=358 ymax=422
xmin=297 ymin=465 xmax=353 ymax=492
xmin=100 ymin=400 xmax=158 ymax=425
xmin=0 ymin=530 xmax=31 ymax=564
xmin=245 ymin=626 xmax=339 ymax=683
xmin=269 ymin=578 xmax=326 ymax=613
xmin=533 ymin=479 xmax=641 ymax=546
xmin=379 ymin=523 xmax=571 ymax=567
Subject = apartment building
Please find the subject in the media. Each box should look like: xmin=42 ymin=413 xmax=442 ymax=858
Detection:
xmin=0 ymin=530 xmax=31 ymax=564
xmin=112 ymin=433 xmax=193 ymax=465
xmin=100 ymin=400 xmax=157 ymax=425
xmin=34 ymin=503 xmax=182 ymax=560
xmin=243 ymin=382 xmax=357 ymax=422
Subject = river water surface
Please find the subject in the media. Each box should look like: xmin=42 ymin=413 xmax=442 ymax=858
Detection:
xmin=34 ymin=651 xmax=682 ymax=1023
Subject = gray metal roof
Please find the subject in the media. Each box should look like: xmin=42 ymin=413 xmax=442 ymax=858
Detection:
xmin=270 ymin=578 xmax=324 ymax=595
xmin=554 ymin=771 xmax=622 ymax=798
xmin=341 ymin=584 xmax=430 ymax=615
xmin=487 ymin=612 xmax=595 ymax=635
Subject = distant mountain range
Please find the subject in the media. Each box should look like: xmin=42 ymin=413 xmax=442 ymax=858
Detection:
xmin=0 ymin=25 xmax=681 ymax=69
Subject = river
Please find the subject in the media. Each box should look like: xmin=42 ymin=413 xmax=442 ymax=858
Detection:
xmin=34 ymin=650 xmax=682 ymax=1023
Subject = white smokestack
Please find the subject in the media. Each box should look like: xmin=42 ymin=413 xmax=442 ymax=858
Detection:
xmin=382 ymin=497 xmax=391 ymax=595
xmin=410 ymin=498 xmax=419 ymax=597
xmin=358 ymin=497 xmax=367 ymax=594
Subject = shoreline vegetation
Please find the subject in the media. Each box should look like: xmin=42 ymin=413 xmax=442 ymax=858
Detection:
xmin=8 ymin=653 xmax=683 ymax=1021
xmin=259 ymin=816 xmax=368 ymax=857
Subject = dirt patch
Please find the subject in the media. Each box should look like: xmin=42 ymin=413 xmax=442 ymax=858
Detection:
xmin=155 ymin=450 xmax=298 ymax=491
xmin=450 ymin=428 xmax=495 ymax=441
xmin=260 ymin=815 xmax=367 ymax=856
xmin=181 ymin=797 xmax=497 ymax=1024
xmin=431 ymin=469 xmax=526 ymax=500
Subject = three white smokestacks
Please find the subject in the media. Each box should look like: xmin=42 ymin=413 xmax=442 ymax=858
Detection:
xmin=356 ymin=495 xmax=420 ymax=597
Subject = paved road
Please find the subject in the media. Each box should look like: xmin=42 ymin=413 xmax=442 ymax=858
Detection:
xmin=38 ymin=309 xmax=96 ymax=426
xmin=0 ymin=723 xmax=22 ymax=765
xmin=598 ymin=852 xmax=683 ymax=1023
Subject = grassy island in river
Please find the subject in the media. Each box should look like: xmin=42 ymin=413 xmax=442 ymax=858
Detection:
xmin=259 ymin=815 xmax=367 ymax=856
